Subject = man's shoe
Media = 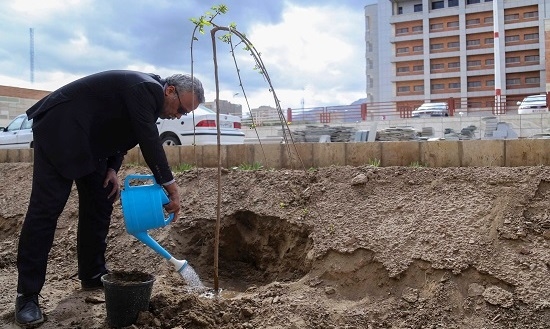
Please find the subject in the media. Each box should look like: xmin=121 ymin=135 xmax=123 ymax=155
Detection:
xmin=81 ymin=271 xmax=108 ymax=291
xmin=15 ymin=294 xmax=44 ymax=327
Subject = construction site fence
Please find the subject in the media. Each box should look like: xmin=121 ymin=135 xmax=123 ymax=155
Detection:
xmin=245 ymin=95 xmax=549 ymax=127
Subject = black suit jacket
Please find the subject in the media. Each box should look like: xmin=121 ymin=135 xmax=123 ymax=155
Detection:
xmin=27 ymin=70 xmax=173 ymax=183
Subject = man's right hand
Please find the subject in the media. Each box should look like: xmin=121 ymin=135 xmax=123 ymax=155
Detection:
xmin=163 ymin=182 xmax=181 ymax=220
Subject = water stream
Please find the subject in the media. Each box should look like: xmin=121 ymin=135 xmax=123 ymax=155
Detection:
xmin=179 ymin=264 xmax=205 ymax=289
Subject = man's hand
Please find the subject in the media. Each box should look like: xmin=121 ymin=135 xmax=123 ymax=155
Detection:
xmin=103 ymin=168 xmax=121 ymax=201
xmin=163 ymin=182 xmax=181 ymax=220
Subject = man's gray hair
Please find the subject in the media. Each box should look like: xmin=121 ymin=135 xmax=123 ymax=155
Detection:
xmin=165 ymin=74 xmax=205 ymax=104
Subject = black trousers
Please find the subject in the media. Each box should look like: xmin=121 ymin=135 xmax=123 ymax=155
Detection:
xmin=16 ymin=141 xmax=115 ymax=295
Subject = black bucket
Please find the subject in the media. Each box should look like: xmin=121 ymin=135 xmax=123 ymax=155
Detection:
xmin=101 ymin=271 xmax=155 ymax=328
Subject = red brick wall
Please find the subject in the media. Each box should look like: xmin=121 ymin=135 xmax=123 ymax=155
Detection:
xmin=0 ymin=85 xmax=50 ymax=100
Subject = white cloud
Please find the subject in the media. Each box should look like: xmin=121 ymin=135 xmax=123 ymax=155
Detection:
xmin=10 ymin=0 xmax=90 ymax=21
xmin=229 ymin=3 xmax=366 ymax=110
xmin=0 ymin=1 xmax=367 ymax=113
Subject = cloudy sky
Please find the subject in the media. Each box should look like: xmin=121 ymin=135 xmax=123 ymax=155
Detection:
xmin=0 ymin=0 xmax=369 ymax=112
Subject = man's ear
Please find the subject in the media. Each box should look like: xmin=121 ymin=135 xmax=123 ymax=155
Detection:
xmin=164 ymin=85 xmax=175 ymax=96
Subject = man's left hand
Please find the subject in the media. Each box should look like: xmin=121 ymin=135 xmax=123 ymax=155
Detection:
xmin=104 ymin=168 xmax=121 ymax=201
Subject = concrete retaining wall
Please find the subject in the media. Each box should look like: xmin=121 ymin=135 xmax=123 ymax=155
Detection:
xmin=3 ymin=139 xmax=550 ymax=168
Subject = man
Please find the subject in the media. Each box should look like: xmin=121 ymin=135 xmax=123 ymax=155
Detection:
xmin=14 ymin=70 xmax=205 ymax=327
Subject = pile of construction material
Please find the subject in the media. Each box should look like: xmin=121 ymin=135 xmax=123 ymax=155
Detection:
xmin=376 ymin=126 xmax=419 ymax=141
xmin=443 ymin=125 xmax=478 ymax=140
xmin=280 ymin=125 xmax=356 ymax=142
xmin=482 ymin=117 xmax=518 ymax=139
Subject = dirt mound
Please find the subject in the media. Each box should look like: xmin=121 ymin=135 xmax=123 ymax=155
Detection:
xmin=1 ymin=162 xmax=550 ymax=328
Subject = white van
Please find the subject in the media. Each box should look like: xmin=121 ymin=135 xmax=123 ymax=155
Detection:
xmin=411 ymin=102 xmax=449 ymax=118
xmin=517 ymin=94 xmax=548 ymax=114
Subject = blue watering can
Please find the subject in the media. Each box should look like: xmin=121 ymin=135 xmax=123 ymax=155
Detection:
xmin=120 ymin=174 xmax=188 ymax=273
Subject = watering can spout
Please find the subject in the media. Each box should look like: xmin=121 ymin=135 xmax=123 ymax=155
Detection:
xmin=169 ymin=258 xmax=188 ymax=273
xmin=132 ymin=232 xmax=188 ymax=273
xmin=132 ymin=232 xmax=172 ymax=260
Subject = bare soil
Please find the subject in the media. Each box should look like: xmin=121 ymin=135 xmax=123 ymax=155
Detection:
xmin=1 ymin=162 xmax=550 ymax=328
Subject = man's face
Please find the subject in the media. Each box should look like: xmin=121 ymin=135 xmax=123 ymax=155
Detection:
xmin=160 ymin=85 xmax=199 ymax=119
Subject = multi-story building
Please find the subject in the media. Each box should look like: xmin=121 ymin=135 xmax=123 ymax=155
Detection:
xmin=203 ymin=99 xmax=243 ymax=116
xmin=365 ymin=0 xmax=549 ymax=114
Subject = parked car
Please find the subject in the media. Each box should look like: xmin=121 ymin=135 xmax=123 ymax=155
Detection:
xmin=516 ymin=94 xmax=548 ymax=114
xmin=411 ymin=102 xmax=449 ymax=118
xmin=156 ymin=104 xmax=245 ymax=146
xmin=0 ymin=114 xmax=33 ymax=149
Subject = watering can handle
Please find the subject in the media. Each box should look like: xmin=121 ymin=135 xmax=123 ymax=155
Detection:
xmin=123 ymin=174 xmax=175 ymax=225
xmin=124 ymin=174 xmax=157 ymax=189
xmin=165 ymin=212 xmax=175 ymax=225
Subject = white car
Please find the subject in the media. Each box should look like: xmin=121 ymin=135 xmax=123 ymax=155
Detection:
xmin=517 ymin=94 xmax=548 ymax=114
xmin=156 ymin=104 xmax=245 ymax=146
xmin=0 ymin=114 xmax=34 ymax=149
xmin=411 ymin=102 xmax=449 ymax=118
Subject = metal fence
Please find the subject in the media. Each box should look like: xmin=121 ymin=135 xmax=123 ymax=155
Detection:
xmin=244 ymin=95 xmax=549 ymax=127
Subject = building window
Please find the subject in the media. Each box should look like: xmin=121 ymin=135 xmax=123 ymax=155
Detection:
xmin=448 ymin=83 xmax=460 ymax=89
xmin=485 ymin=38 xmax=494 ymax=45
xmin=466 ymin=18 xmax=480 ymax=26
xmin=413 ymin=65 xmax=424 ymax=72
xmin=466 ymin=39 xmax=480 ymax=47
xmin=448 ymin=0 xmax=459 ymax=7
xmin=504 ymin=14 xmax=519 ymax=22
xmin=524 ymin=33 xmax=539 ymax=41
xmin=506 ymin=78 xmax=520 ymax=86
xmin=485 ymin=59 xmax=494 ymax=65
xmin=396 ymin=47 xmax=409 ymax=54
xmin=414 ymin=85 xmax=424 ymax=92
xmin=484 ymin=17 xmax=493 ymax=24
xmin=524 ymin=11 xmax=538 ymax=19
xmin=505 ymin=57 xmax=520 ymax=64
xmin=467 ymin=81 xmax=482 ymax=88
xmin=432 ymin=1 xmax=444 ymax=10
xmin=505 ymin=35 xmax=519 ymax=43
xmin=397 ymin=86 xmax=410 ymax=92
xmin=467 ymin=0 xmax=481 ymax=4
xmin=397 ymin=67 xmax=410 ymax=73
xmin=448 ymin=62 xmax=460 ymax=68
xmin=413 ymin=46 xmax=423 ymax=53
xmin=430 ymin=23 xmax=444 ymax=31
xmin=431 ymin=63 xmax=444 ymax=70
xmin=486 ymin=80 xmax=494 ymax=86
xmin=431 ymin=83 xmax=445 ymax=90
xmin=430 ymin=43 xmax=444 ymax=50
xmin=447 ymin=42 xmax=459 ymax=48
xmin=412 ymin=26 xmax=423 ymax=32
xmin=398 ymin=7 xmax=403 ymax=14
xmin=396 ymin=27 xmax=409 ymax=35
xmin=525 ymin=77 xmax=540 ymax=84
xmin=414 ymin=4 xmax=422 ymax=12
xmin=525 ymin=55 xmax=539 ymax=63
xmin=468 ymin=102 xmax=482 ymax=108
xmin=467 ymin=60 xmax=481 ymax=67
xmin=447 ymin=21 xmax=459 ymax=28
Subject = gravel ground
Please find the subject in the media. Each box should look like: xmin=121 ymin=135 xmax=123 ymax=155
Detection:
xmin=1 ymin=162 xmax=550 ymax=328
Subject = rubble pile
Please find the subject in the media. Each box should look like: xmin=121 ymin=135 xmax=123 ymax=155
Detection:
xmin=444 ymin=125 xmax=477 ymax=140
xmin=376 ymin=126 xmax=418 ymax=141
xmin=280 ymin=125 xmax=356 ymax=142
